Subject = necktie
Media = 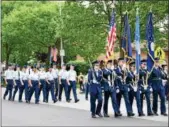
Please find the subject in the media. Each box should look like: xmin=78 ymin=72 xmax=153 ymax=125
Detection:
xmin=29 ymin=69 xmax=30 ymax=74
xmin=18 ymin=71 xmax=20 ymax=78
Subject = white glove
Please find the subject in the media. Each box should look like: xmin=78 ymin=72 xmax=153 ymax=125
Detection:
xmin=128 ymin=88 xmax=130 ymax=92
xmin=133 ymin=86 xmax=137 ymax=92
xmin=116 ymin=89 xmax=120 ymax=93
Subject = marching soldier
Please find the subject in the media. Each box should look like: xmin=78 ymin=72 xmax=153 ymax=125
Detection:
xmin=67 ymin=64 xmax=80 ymax=103
xmin=139 ymin=59 xmax=154 ymax=116
xmin=52 ymin=63 xmax=59 ymax=100
xmin=88 ymin=60 xmax=103 ymax=118
xmin=114 ymin=58 xmax=135 ymax=117
xmin=28 ymin=65 xmax=40 ymax=104
xmin=3 ymin=64 xmax=15 ymax=101
xmin=58 ymin=64 xmax=69 ymax=102
xmin=26 ymin=64 xmax=33 ymax=75
xmin=127 ymin=61 xmax=144 ymax=116
xmin=151 ymin=58 xmax=167 ymax=116
xmin=39 ymin=65 xmax=47 ymax=102
xmin=161 ymin=61 xmax=168 ymax=100
xmin=12 ymin=65 xmax=22 ymax=102
xmin=20 ymin=65 xmax=30 ymax=103
xmin=84 ymin=74 xmax=90 ymax=100
xmin=46 ymin=67 xmax=57 ymax=103
xmin=102 ymin=60 xmax=122 ymax=117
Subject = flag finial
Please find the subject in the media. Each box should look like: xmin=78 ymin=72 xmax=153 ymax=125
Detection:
xmin=136 ymin=8 xmax=139 ymax=15
xmin=150 ymin=6 xmax=152 ymax=12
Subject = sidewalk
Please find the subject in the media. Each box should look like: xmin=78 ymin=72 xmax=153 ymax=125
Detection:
xmin=1 ymin=88 xmax=168 ymax=122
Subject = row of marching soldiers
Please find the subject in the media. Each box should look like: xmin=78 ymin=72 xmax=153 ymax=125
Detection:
xmin=3 ymin=63 xmax=80 ymax=104
xmin=88 ymin=57 xmax=168 ymax=118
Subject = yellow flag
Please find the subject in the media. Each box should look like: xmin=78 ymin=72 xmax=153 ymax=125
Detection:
xmin=154 ymin=47 xmax=165 ymax=64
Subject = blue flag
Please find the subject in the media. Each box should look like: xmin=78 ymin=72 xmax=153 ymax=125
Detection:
xmin=146 ymin=12 xmax=154 ymax=72
xmin=135 ymin=9 xmax=141 ymax=74
xmin=122 ymin=13 xmax=132 ymax=63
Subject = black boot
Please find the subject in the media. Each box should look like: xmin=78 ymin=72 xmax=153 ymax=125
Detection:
xmin=148 ymin=112 xmax=154 ymax=116
xmin=127 ymin=112 xmax=135 ymax=117
xmin=115 ymin=112 xmax=122 ymax=117
xmin=96 ymin=113 xmax=103 ymax=117
xmin=104 ymin=114 xmax=110 ymax=117
xmin=161 ymin=113 xmax=168 ymax=116
xmin=91 ymin=113 xmax=96 ymax=118
xmin=139 ymin=112 xmax=145 ymax=117
xmin=75 ymin=99 xmax=79 ymax=103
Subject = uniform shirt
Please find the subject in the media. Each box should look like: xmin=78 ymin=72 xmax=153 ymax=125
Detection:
xmin=13 ymin=70 xmax=22 ymax=80
xmin=59 ymin=69 xmax=68 ymax=80
xmin=20 ymin=71 xmax=29 ymax=80
xmin=4 ymin=69 xmax=14 ymax=80
xmin=46 ymin=72 xmax=54 ymax=81
xmin=39 ymin=71 xmax=47 ymax=80
xmin=26 ymin=68 xmax=33 ymax=75
xmin=51 ymin=68 xmax=59 ymax=79
xmin=29 ymin=72 xmax=39 ymax=81
xmin=67 ymin=70 xmax=77 ymax=81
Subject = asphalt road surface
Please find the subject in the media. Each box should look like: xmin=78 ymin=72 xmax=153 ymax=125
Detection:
xmin=2 ymin=100 xmax=168 ymax=126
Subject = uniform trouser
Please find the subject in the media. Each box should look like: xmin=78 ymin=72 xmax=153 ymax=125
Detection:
xmin=4 ymin=79 xmax=13 ymax=100
xmin=129 ymin=89 xmax=143 ymax=114
xmin=28 ymin=80 xmax=39 ymax=103
xmin=152 ymin=85 xmax=166 ymax=114
xmin=68 ymin=81 xmax=78 ymax=101
xmin=18 ymin=83 xmax=25 ymax=101
xmin=46 ymin=80 xmax=56 ymax=101
xmin=23 ymin=80 xmax=29 ymax=101
xmin=116 ymin=85 xmax=133 ymax=113
xmin=54 ymin=78 xmax=58 ymax=99
xmin=165 ymin=84 xmax=169 ymax=98
xmin=12 ymin=80 xmax=21 ymax=101
xmin=59 ymin=79 xmax=69 ymax=101
xmin=103 ymin=89 xmax=119 ymax=115
xmin=38 ymin=79 xmax=47 ymax=101
xmin=85 ymin=83 xmax=90 ymax=99
xmin=90 ymin=91 xmax=103 ymax=115
xmin=140 ymin=87 xmax=153 ymax=114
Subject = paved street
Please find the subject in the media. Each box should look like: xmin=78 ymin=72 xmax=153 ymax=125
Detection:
xmin=2 ymin=88 xmax=168 ymax=126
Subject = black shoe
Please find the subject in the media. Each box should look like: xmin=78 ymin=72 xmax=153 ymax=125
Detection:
xmin=75 ymin=99 xmax=79 ymax=103
xmin=59 ymin=99 xmax=61 ymax=101
xmin=19 ymin=100 xmax=23 ymax=103
xmin=161 ymin=113 xmax=168 ymax=116
xmin=35 ymin=102 xmax=39 ymax=104
xmin=69 ymin=98 xmax=72 ymax=101
xmin=154 ymin=112 xmax=158 ymax=116
xmin=139 ymin=113 xmax=145 ymax=117
xmin=66 ymin=100 xmax=70 ymax=103
xmin=127 ymin=112 xmax=135 ymax=117
xmin=148 ymin=112 xmax=154 ymax=116
xmin=3 ymin=96 xmax=6 ymax=100
xmin=104 ymin=114 xmax=110 ymax=117
xmin=91 ymin=114 xmax=96 ymax=118
xmin=53 ymin=100 xmax=57 ymax=103
xmin=115 ymin=112 xmax=122 ymax=117
xmin=96 ymin=113 xmax=103 ymax=117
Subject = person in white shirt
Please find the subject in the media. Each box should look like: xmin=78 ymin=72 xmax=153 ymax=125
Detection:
xmin=3 ymin=64 xmax=15 ymax=101
xmin=20 ymin=65 xmax=30 ymax=103
xmin=38 ymin=65 xmax=47 ymax=102
xmin=52 ymin=63 xmax=59 ymax=100
xmin=58 ymin=64 xmax=69 ymax=102
xmin=46 ymin=66 xmax=57 ymax=103
xmin=12 ymin=65 xmax=22 ymax=102
xmin=67 ymin=64 xmax=79 ymax=103
xmin=26 ymin=65 xmax=33 ymax=75
xmin=28 ymin=66 xmax=40 ymax=104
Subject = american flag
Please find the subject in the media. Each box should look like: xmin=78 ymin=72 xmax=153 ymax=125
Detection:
xmin=105 ymin=10 xmax=116 ymax=61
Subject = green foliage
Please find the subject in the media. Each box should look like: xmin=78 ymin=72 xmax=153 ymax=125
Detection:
xmin=67 ymin=60 xmax=89 ymax=75
xmin=1 ymin=1 xmax=168 ymax=67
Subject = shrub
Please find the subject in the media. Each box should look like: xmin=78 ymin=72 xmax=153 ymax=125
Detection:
xmin=67 ymin=60 xmax=89 ymax=75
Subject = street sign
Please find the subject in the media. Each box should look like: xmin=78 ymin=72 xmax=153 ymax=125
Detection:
xmin=60 ymin=49 xmax=65 ymax=56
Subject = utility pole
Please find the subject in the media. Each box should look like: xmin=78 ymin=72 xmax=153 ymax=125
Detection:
xmin=59 ymin=3 xmax=65 ymax=66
